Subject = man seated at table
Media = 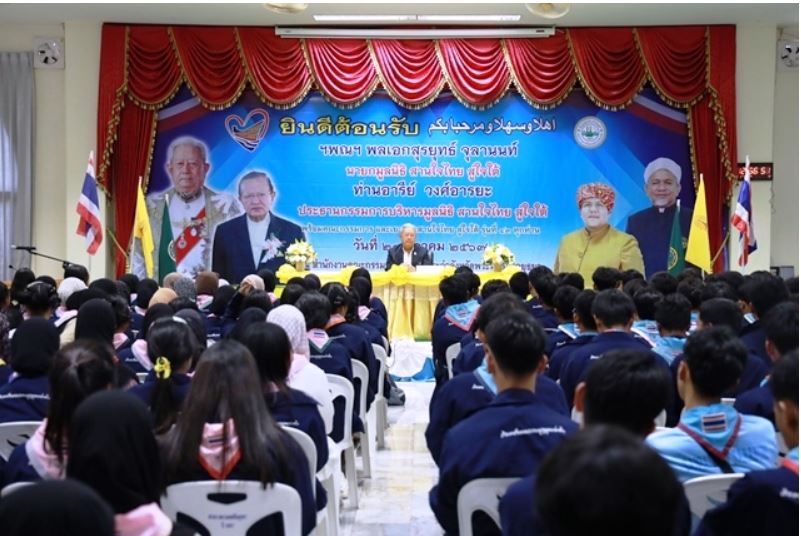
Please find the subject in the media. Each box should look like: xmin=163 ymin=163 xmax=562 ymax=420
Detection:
xmin=385 ymin=223 xmax=433 ymax=271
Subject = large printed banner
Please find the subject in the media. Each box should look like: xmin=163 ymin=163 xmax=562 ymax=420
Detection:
xmin=148 ymin=86 xmax=693 ymax=274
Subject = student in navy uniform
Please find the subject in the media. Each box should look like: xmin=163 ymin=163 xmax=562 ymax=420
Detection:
xmin=647 ymin=327 xmax=778 ymax=483
xmin=240 ymin=323 xmax=328 ymax=512
xmin=432 ymin=270 xmax=478 ymax=323
xmin=536 ymin=426 xmax=686 ymax=536
xmin=630 ymin=286 xmax=663 ymax=345
xmin=524 ymin=265 xmax=554 ymax=317
xmin=350 ymin=268 xmax=388 ymax=323
xmin=426 ymin=294 xmax=569 ymax=466
xmin=0 ymin=318 xmax=58 ymax=423
xmin=429 ymin=310 xmax=577 ymax=535
xmin=204 ymin=284 xmax=236 ymax=342
xmin=162 ymin=341 xmax=316 ymax=535
xmin=431 ymin=275 xmax=478 ymax=388
xmin=559 ymin=289 xmax=653 ymax=407
xmin=15 ymin=281 xmax=60 ymax=324
xmin=528 ymin=274 xmax=559 ymax=329
xmin=322 ymin=283 xmax=378 ymax=410
xmin=130 ymin=278 xmax=158 ymax=334
xmin=696 ymin=350 xmax=799 ymax=536
xmin=2 ymin=340 xmax=116 ymax=487
xmin=117 ymin=303 xmax=173 ymax=374
xmin=508 ymin=271 xmax=531 ymax=302
xmin=735 ymin=301 xmax=799 ymax=426
xmin=350 ymin=276 xmax=388 ymax=340
xmin=546 ymin=290 xmax=597 ymax=382
xmin=501 ymin=348 xmax=678 ymax=536
xmin=108 ymin=295 xmax=134 ymax=353
xmin=544 ymin=285 xmax=580 ymax=358
xmin=226 ymin=307 xmax=268 ymax=343
xmin=651 ymin=293 xmax=692 ymax=365
xmin=128 ymin=316 xmax=199 ymax=434
xmin=739 ymin=273 xmax=790 ymax=366
xmin=667 ymin=298 xmax=771 ymax=427
xmin=451 ymin=280 xmax=511 ymax=377
xmin=295 ymin=291 xmax=360 ymax=441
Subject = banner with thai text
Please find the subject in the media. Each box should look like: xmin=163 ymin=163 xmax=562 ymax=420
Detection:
xmin=148 ymin=86 xmax=693 ymax=272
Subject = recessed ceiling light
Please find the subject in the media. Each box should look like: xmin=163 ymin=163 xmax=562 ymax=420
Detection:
xmin=313 ymin=15 xmax=418 ymax=22
xmin=416 ymin=15 xmax=522 ymax=22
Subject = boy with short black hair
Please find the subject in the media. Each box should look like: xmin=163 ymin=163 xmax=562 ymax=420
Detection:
xmin=652 ymin=293 xmax=692 ymax=364
xmin=649 ymin=270 xmax=679 ymax=295
xmin=501 ymin=348 xmax=677 ymax=536
xmin=427 ymin=295 xmax=568 ymax=465
xmin=559 ymin=289 xmax=654 ymax=406
xmin=529 ymin=275 xmax=559 ymax=329
xmin=535 ymin=426 xmax=685 ymax=536
xmin=740 ymin=273 xmax=790 ymax=364
xmin=431 ymin=275 xmax=474 ymax=387
xmin=697 ymin=350 xmax=799 ymax=536
xmin=545 ymin=285 xmax=581 ymax=356
xmin=429 ymin=310 xmax=576 ymax=534
xmin=630 ymin=286 xmax=663 ymax=343
xmin=545 ymin=290 xmax=598 ymax=382
xmin=592 ymin=267 xmax=623 ymax=291
xmin=508 ymin=271 xmax=530 ymax=301
xmin=647 ymin=327 xmax=777 ymax=482
xmin=735 ymin=301 xmax=799 ymax=425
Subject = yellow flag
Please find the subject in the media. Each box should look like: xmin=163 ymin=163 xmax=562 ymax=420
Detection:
xmin=685 ymin=174 xmax=712 ymax=273
xmin=133 ymin=179 xmax=155 ymax=277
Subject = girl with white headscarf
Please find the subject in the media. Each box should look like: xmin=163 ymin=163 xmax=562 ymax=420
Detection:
xmin=267 ymin=305 xmax=334 ymax=434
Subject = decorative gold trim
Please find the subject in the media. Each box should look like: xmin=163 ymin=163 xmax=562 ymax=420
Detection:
xmin=501 ymin=38 xmax=576 ymax=110
xmin=97 ymin=26 xmax=131 ymax=191
xmin=234 ymin=28 xmax=313 ymax=110
xmin=167 ymin=26 xmax=248 ymax=111
xmin=704 ymin=27 xmax=736 ymax=201
xmin=434 ymin=40 xmax=511 ymax=111
xmin=686 ymin=106 xmax=700 ymax=192
xmin=141 ymin=112 xmax=160 ymax=193
xmin=632 ymin=28 xmax=706 ymax=110
xmin=566 ymin=29 xmax=647 ymax=111
xmin=367 ymin=40 xmax=446 ymax=111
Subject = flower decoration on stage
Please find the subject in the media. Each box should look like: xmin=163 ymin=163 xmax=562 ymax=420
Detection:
xmin=260 ymin=234 xmax=284 ymax=263
xmin=482 ymin=243 xmax=515 ymax=271
xmin=285 ymin=240 xmax=317 ymax=265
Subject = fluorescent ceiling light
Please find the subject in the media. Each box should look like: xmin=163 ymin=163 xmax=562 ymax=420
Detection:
xmin=313 ymin=14 xmax=522 ymax=23
xmin=276 ymin=27 xmax=555 ymax=39
xmin=416 ymin=15 xmax=521 ymax=22
xmin=314 ymin=15 xmax=418 ymax=22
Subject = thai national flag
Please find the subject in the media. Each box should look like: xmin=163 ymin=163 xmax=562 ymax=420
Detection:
xmin=75 ymin=151 xmax=103 ymax=255
xmin=730 ymin=156 xmax=758 ymax=266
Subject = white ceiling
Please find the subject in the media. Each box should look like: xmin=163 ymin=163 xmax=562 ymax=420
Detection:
xmin=0 ymin=3 xmax=797 ymax=29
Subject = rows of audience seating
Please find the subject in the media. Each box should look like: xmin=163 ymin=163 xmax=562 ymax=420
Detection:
xmin=0 ymin=263 xmax=796 ymax=535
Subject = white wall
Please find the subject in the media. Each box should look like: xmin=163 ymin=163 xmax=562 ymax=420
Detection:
xmin=0 ymin=25 xmax=66 ymax=276
xmin=770 ymin=61 xmax=799 ymax=273
xmin=3 ymin=21 xmax=796 ymax=279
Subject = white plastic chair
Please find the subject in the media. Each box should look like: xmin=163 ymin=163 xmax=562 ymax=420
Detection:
xmin=777 ymin=432 xmax=789 ymax=455
xmin=371 ymin=343 xmax=389 ymax=449
xmin=445 ymin=342 xmax=461 ymax=379
xmin=326 ymin=373 xmax=359 ymax=509
xmin=136 ymin=372 xmax=149 ymax=383
xmin=0 ymin=421 xmax=41 ymax=461
xmin=161 ymin=480 xmax=303 ymax=536
xmin=720 ymin=397 xmax=736 ymax=406
xmin=456 ymin=477 xmax=520 ymax=536
xmin=683 ymin=473 xmax=744 ymax=519
xmin=281 ymin=426 xmax=333 ymax=536
xmin=350 ymin=359 xmax=374 ymax=478
xmin=1 ymin=481 xmax=34 ymax=497
xmin=654 ymin=409 xmax=667 ymax=428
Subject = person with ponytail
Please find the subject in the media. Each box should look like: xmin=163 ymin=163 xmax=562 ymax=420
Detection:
xmin=2 ymin=340 xmax=116 ymax=486
xmin=117 ymin=304 xmax=173 ymax=374
xmin=15 ymin=281 xmax=60 ymax=323
xmin=128 ymin=317 xmax=198 ymax=434
xmin=161 ymin=340 xmax=316 ymax=535
xmin=321 ymin=282 xmax=378 ymax=411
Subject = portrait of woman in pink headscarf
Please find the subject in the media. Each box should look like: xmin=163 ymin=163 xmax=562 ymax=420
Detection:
xmin=554 ymin=182 xmax=645 ymax=287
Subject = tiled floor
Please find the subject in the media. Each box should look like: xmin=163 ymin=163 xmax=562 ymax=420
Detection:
xmin=339 ymin=381 xmax=442 ymax=536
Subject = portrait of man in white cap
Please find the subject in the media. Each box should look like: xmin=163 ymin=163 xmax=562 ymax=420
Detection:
xmin=624 ymin=157 xmax=692 ymax=277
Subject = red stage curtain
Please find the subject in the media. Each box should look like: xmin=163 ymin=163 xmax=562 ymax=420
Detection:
xmin=371 ymin=40 xmax=443 ymax=107
xmin=97 ymin=24 xmax=737 ymax=276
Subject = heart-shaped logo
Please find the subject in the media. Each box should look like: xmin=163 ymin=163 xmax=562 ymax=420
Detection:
xmin=225 ymin=109 xmax=270 ymax=152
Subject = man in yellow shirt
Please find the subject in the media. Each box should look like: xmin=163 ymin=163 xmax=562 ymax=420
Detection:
xmin=554 ymin=183 xmax=644 ymax=287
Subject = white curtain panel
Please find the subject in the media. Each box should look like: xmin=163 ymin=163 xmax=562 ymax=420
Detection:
xmin=0 ymin=52 xmax=34 ymax=281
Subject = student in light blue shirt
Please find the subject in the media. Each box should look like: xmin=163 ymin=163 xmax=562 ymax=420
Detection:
xmin=696 ymin=350 xmax=799 ymax=536
xmin=647 ymin=327 xmax=778 ymax=483
xmin=652 ymin=293 xmax=691 ymax=365
xmin=630 ymin=286 xmax=663 ymax=345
